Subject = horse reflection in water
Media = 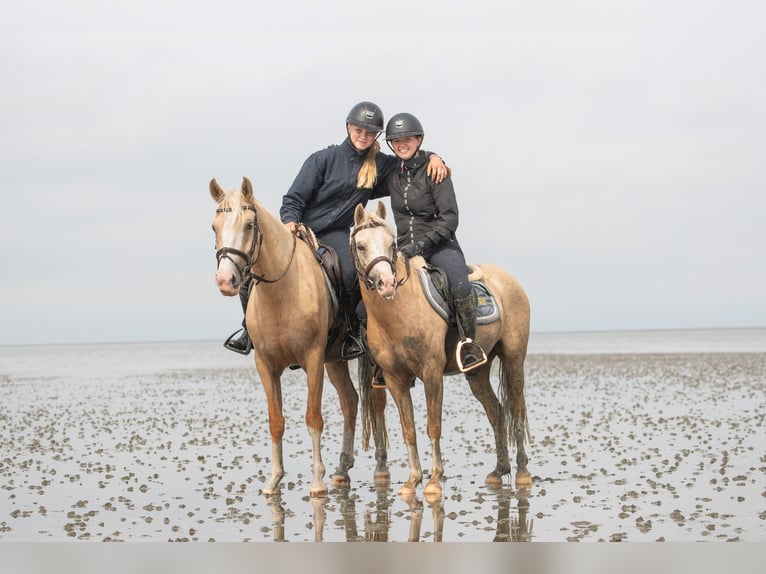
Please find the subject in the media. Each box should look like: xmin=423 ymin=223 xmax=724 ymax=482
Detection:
xmin=264 ymin=489 xmax=531 ymax=542
xmin=351 ymin=202 xmax=532 ymax=499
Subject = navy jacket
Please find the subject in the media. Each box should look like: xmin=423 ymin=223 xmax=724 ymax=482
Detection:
xmin=280 ymin=138 xmax=398 ymax=235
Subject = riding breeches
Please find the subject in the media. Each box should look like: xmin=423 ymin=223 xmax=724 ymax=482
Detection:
xmin=425 ymin=239 xmax=471 ymax=300
xmin=317 ymin=228 xmax=358 ymax=295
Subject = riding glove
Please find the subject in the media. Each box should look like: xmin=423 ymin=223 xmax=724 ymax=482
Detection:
xmin=400 ymin=239 xmax=431 ymax=258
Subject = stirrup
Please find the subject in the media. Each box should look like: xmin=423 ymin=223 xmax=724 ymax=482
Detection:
xmin=340 ymin=335 xmax=365 ymax=361
xmin=456 ymin=338 xmax=487 ymax=373
xmin=371 ymin=367 xmax=386 ymax=388
xmin=223 ymin=328 xmax=252 ymax=355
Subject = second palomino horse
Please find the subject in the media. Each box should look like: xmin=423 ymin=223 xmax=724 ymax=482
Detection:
xmin=210 ymin=177 xmax=388 ymax=496
xmin=352 ymin=201 xmax=532 ymax=498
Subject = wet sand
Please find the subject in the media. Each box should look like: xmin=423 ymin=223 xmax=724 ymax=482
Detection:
xmin=1 ymin=345 xmax=764 ymax=542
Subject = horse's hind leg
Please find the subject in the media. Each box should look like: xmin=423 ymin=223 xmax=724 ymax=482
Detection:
xmin=500 ymin=358 xmax=531 ymax=489
xmin=357 ymin=357 xmax=390 ymax=483
xmin=325 ymin=361 xmax=358 ymax=488
xmin=370 ymin=387 xmax=390 ymax=483
xmin=466 ymin=361 xmax=512 ymax=486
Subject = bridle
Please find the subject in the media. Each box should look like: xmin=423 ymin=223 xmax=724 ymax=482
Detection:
xmin=215 ymin=204 xmax=297 ymax=285
xmin=350 ymin=219 xmax=410 ymax=290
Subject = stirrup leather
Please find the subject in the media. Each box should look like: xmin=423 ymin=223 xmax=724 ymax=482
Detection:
xmin=455 ymin=338 xmax=487 ymax=373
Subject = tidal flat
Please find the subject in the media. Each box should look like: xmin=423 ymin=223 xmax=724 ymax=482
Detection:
xmin=1 ymin=338 xmax=764 ymax=542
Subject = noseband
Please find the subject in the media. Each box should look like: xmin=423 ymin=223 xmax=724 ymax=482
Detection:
xmin=350 ymin=220 xmax=410 ymax=290
xmin=215 ymin=204 xmax=297 ymax=285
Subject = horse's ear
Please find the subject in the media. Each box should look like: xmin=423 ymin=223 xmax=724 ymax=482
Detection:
xmin=242 ymin=177 xmax=254 ymax=200
xmin=354 ymin=203 xmax=366 ymax=226
xmin=210 ymin=178 xmax=224 ymax=202
xmin=375 ymin=200 xmax=386 ymax=220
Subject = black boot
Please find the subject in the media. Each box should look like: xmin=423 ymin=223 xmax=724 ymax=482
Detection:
xmin=224 ymin=327 xmax=252 ymax=355
xmin=224 ymin=282 xmax=253 ymax=355
xmin=340 ymin=316 xmax=365 ymax=360
xmin=340 ymin=288 xmax=365 ymax=360
xmin=454 ymin=292 xmax=487 ymax=374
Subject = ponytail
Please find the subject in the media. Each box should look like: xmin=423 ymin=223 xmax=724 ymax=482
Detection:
xmin=356 ymin=141 xmax=380 ymax=189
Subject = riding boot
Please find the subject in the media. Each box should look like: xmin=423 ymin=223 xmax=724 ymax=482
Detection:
xmin=454 ymin=292 xmax=487 ymax=374
xmin=340 ymin=288 xmax=365 ymax=360
xmin=224 ymin=281 xmax=253 ymax=355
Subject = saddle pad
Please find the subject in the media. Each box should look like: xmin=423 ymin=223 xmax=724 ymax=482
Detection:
xmin=416 ymin=268 xmax=500 ymax=325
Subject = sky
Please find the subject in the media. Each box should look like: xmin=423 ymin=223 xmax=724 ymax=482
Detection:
xmin=1 ymin=0 xmax=764 ymax=346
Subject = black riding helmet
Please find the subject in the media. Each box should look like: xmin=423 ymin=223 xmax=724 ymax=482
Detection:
xmin=385 ymin=112 xmax=424 ymax=153
xmin=385 ymin=113 xmax=424 ymax=140
xmin=346 ymin=101 xmax=384 ymax=133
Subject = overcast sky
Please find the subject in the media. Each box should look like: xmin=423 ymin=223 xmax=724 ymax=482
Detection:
xmin=1 ymin=0 xmax=763 ymax=346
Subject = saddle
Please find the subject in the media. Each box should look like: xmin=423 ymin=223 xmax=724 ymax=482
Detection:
xmin=296 ymin=224 xmax=343 ymax=316
xmin=416 ymin=265 xmax=500 ymax=325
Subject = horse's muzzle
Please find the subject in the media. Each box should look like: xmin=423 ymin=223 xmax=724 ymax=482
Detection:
xmin=215 ymin=269 xmax=241 ymax=296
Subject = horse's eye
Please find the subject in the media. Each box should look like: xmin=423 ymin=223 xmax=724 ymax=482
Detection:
xmin=356 ymin=243 xmax=365 ymax=252
xmin=245 ymin=222 xmax=254 ymax=231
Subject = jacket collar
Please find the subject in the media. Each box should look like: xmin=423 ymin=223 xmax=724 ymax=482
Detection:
xmin=341 ymin=137 xmax=369 ymax=160
xmin=400 ymin=150 xmax=427 ymax=172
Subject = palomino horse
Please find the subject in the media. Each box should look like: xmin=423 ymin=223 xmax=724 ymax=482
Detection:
xmin=210 ymin=177 xmax=388 ymax=496
xmin=352 ymin=201 xmax=532 ymax=498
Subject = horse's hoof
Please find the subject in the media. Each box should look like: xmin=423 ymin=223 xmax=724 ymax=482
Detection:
xmin=423 ymin=479 xmax=442 ymax=499
xmin=374 ymin=470 xmax=391 ymax=484
xmin=515 ymin=471 xmax=532 ymax=489
xmin=423 ymin=482 xmax=442 ymax=506
xmin=310 ymin=483 xmax=329 ymax=498
xmin=485 ymin=472 xmax=503 ymax=487
xmin=398 ymin=484 xmax=417 ymax=498
xmin=330 ymin=475 xmax=350 ymax=488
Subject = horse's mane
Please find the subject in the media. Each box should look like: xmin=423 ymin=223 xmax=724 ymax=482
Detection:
xmin=220 ymin=186 xmax=283 ymax=232
xmin=359 ymin=208 xmax=391 ymax=234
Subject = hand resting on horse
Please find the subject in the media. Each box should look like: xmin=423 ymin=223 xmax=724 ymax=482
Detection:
xmin=400 ymin=239 xmax=432 ymax=258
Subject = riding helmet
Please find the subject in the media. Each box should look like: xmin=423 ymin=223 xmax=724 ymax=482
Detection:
xmin=385 ymin=113 xmax=424 ymax=141
xmin=346 ymin=101 xmax=384 ymax=132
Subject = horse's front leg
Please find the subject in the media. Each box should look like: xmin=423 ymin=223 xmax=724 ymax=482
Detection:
xmin=256 ymin=364 xmax=286 ymax=495
xmin=305 ymin=358 xmax=328 ymax=497
xmin=387 ymin=377 xmax=422 ymax=496
xmin=422 ymin=373 xmax=444 ymax=500
xmin=325 ymin=360 xmax=357 ymax=488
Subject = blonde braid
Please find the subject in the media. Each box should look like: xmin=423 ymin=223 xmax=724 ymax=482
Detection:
xmin=356 ymin=140 xmax=380 ymax=189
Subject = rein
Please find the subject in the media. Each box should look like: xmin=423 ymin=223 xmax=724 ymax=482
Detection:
xmin=215 ymin=204 xmax=297 ymax=285
xmin=350 ymin=220 xmax=410 ymax=290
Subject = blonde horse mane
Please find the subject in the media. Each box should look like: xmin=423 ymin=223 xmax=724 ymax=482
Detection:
xmin=218 ymin=185 xmax=250 ymax=223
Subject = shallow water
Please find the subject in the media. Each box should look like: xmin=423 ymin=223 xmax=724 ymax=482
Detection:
xmin=1 ymin=329 xmax=764 ymax=542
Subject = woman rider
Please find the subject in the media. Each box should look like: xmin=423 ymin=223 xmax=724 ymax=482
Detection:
xmin=224 ymin=101 xmax=447 ymax=358
xmin=380 ymin=112 xmax=487 ymax=375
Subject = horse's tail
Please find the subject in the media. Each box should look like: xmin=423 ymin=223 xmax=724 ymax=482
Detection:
xmin=358 ymin=356 xmax=375 ymax=451
xmin=498 ymin=359 xmax=531 ymax=450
